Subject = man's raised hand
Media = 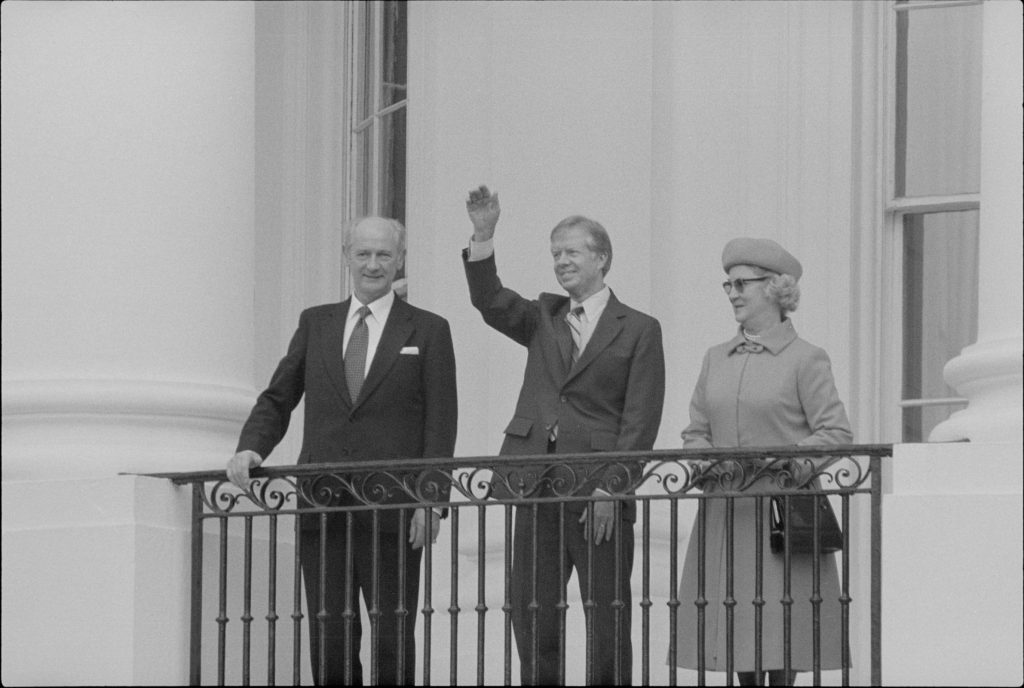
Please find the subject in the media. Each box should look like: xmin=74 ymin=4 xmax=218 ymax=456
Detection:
xmin=466 ymin=185 xmax=500 ymax=241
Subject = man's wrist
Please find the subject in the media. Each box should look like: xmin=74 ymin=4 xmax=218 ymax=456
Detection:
xmin=467 ymin=236 xmax=495 ymax=262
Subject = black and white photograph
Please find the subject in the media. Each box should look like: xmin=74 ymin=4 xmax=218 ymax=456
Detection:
xmin=2 ymin=1 xmax=1021 ymax=685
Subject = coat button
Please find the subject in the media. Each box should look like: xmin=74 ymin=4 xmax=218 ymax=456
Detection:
xmin=560 ymin=395 xmax=567 ymax=403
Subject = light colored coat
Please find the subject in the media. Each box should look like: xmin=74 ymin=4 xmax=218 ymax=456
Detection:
xmin=673 ymin=319 xmax=852 ymax=672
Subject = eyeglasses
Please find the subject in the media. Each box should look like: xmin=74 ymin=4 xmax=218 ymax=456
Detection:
xmin=721 ymin=276 xmax=769 ymax=294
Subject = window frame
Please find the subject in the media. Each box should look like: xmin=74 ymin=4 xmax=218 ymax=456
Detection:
xmin=346 ymin=1 xmax=408 ymax=220
xmin=883 ymin=0 xmax=982 ymax=441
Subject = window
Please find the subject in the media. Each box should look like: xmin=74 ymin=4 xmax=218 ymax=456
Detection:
xmin=889 ymin=0 xmax=982 ymax=441
xmin=348 ymin=0 xmax=408 ymax=293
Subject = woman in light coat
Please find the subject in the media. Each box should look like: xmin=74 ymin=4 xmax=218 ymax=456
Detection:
xmin=671 ymin=238 xmax=853 ymax=686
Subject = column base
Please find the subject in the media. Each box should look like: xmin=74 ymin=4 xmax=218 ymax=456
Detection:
xmin=930 ymin=336 xmax=1023 ymax=442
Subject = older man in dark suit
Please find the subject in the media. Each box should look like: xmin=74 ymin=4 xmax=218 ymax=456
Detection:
xmin=227 ymin=216 xmax=457 ymax=685
xmin=462 ymin=186 xmax=664 ymax=685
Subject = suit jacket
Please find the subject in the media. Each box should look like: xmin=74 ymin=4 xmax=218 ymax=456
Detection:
xmin=464 ymin=252 xmax=664 ymax=520
xmin=236 ymin=296 xmax=458 ymax=531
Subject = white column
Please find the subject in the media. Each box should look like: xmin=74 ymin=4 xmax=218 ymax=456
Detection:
xmin=1 ymin=1 xmax=257 ymax=478
xmin=930 ymin=0 xmax=1024 ymax=442
xmin=1 ymin=3 xmax=256 ymax=684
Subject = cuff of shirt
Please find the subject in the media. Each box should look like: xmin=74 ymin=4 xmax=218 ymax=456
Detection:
xmin=467 ymin=237 xmax=494 ymax=261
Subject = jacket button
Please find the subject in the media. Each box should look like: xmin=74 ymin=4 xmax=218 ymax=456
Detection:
xmin=560 ymin=395 xmax=567 ymax=403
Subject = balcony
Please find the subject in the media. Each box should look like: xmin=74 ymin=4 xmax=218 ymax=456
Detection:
xmin=152 ymin=445 xmax=889 ymax=686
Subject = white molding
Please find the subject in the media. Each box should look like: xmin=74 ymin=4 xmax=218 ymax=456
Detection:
xmin=1 ymin=378 xmax=254 ymax=422
xmin=1 ymin=378 xmax=256 ymax=479
xmin=850 ymin=0 xmax=890 ymax=443
xmin=886 ymin=193 xmax=980 ymax=212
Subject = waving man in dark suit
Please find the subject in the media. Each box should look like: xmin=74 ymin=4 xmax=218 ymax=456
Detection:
xmin=227 ymin=216 xmax=457 ymax=685
xmin=462 ymin=186 xmax=664 ymax=685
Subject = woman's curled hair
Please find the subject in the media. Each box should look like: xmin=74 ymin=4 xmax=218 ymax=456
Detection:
xmin=764 ymin=272 xmax=800 ymax=314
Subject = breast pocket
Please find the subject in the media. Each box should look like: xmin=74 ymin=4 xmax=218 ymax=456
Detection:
xmin=391 ymin=350 xmax=423 ymax=383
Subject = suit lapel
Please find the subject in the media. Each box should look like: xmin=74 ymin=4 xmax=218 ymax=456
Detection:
xmin=353 ymin=297 xmax=415 ymax=410
xmin=564 ymin=291 xmax=626 ymax=385
xmin=541 ymin=295 xmax=574 ymax=379
xmin=319 ymin=299 xmax=354 ymax=408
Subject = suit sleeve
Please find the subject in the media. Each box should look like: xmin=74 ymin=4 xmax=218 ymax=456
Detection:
xmin=795 ymin=347 xmax=853 ymax=446
xmin=417 ymin=316 xmax=458 ymax=506
xmin=422 ymin=317 xmax=458 ymax=459
xmin=462 ymin=250 xmax=539 ymax=347
xmin=617 ymin=316 xmax=666 ymax=452
xmin=605 ymin=316 xmax=665 ymax=490
xmin=236 ymin=310 xmax=309 ymax=459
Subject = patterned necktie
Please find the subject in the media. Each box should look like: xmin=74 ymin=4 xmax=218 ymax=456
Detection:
xmin=567 ymin=306 xmax=585 ymax=363
xmin=735 ymin=341 xmax=765 ymax=354
xmin=344 ymin=306 xmax=371 ymax=402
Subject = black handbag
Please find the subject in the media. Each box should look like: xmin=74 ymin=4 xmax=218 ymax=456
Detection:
xmin=769 ymin=492 xmax=843 ymax=554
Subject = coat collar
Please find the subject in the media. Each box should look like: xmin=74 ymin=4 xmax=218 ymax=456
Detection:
xmin=726 ymin=318 xmax=798 ymax=355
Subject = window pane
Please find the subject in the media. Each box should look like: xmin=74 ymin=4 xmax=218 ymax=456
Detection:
xmin=895 ymin=4 xmax=982 ymax=197
xmin=901 ymin=210 xmax=979 ymax=441
xmin=381 ymin=1 xmax=407 ymax=109
xmin=357 ymin=4 xmax=377 ymax=123
xmin=379 ymin=107 xmax=406 ymax=225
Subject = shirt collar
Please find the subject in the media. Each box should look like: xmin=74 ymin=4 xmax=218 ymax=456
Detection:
xmin=727 ymin=318 xmax=798 ymax=355
xmin=570 ymin=286 xmax=611 ymax=320
xmin=349 ymin=290 xmax=396 ymax=325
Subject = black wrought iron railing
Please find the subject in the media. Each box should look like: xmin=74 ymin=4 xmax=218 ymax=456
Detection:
xmin=152 ymin=444 xmax=890 ymax=686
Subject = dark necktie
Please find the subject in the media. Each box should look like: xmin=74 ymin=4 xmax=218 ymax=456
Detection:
xmin=567 ymin=306 xmax=585 ymax=363
xmin=735 ymin=341 xmax=765 ymax=354
xmin=344 ymin=306 xmax=371 ymax=402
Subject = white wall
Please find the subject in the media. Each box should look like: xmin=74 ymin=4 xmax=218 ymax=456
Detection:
xmin=407 ymin=0 xmax=655 ymax=460
xmin=884 ymin=443 xmax=1023 ymax=686
xmin=651 ymin=0 xmax=857 ymax=447
xmin=407 ymin=0 xmax=858 ymax=456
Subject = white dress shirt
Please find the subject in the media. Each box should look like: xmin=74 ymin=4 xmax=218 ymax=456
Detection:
xmin=569 ymin=287 xmax=610 ymax=355
xmin=344 ymin=289 xmax=396 ymax=377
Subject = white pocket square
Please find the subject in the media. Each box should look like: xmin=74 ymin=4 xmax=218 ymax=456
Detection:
xmin=400 ymin=346 xmax=420 ymax=355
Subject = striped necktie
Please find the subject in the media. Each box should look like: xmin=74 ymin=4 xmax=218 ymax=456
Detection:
xmin=344 ymin=306 xmax=371 ymax=402
xmin=567 ymin=306 xmax=585 ymax=363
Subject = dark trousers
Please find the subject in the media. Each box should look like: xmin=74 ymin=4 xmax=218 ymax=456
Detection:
xmin=511 ymin=501 xmax=634 ymax=685
xmin=299 ymin=513 xmax=422 ymax=685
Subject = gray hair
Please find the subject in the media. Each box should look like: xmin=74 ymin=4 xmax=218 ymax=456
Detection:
xmin=550 ymin=215 xmax=613 ymax=275
xmin=748 ymin=265 xmax=801 ymax=315
xmin=342 ymin=216 xmax=407 ymax=254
